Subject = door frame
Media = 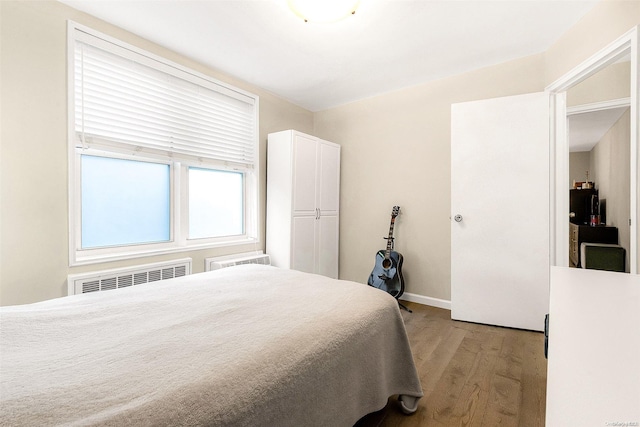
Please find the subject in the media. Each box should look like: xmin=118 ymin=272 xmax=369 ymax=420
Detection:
xmin=547 ymin=25 xmax=639 ymax=274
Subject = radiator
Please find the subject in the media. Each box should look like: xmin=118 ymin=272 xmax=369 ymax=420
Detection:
xmin=67 ymin=258 xmax=192 ymax=295
xmin=205 ymin=251 xmax=270 ymax=271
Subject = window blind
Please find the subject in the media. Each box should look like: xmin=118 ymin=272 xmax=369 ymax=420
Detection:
xmin=73 ymin=30 xmax=257 ymax=170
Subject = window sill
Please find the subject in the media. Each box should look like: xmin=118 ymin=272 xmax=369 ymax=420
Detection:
xmin=70 ymin=237 xmax=260 ymax=267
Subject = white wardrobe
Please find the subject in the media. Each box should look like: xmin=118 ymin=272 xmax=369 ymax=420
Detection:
xmin=266 ymin=130 xmax=340 ymax=279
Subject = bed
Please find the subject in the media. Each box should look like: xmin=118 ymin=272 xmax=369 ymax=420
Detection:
xmin=0 ymin=264 xmax=423 ymax=426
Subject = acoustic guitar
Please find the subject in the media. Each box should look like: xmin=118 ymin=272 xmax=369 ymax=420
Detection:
xmin=368 ymin=206 xmax=405 ymax=300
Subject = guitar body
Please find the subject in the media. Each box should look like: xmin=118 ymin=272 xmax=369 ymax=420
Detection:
xmin=368 ymin=249 xmax=405 ymax=298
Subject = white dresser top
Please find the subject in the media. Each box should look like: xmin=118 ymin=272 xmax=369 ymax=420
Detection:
xmin=546 ymin=267 xmax=640 ymax=426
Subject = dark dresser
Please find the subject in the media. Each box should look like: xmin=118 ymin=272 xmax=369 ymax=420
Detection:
xmin=569 ymin=223 xmax=618 ymax=267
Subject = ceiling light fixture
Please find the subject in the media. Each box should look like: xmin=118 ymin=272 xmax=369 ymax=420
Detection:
xmin=287 ymin=0 xmax=360 ymax=23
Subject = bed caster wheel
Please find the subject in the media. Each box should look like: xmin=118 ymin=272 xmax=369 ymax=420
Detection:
xmin=398 ymin=395 xmax=420 ymax=414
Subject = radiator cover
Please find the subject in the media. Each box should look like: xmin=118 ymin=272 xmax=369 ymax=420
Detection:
xmin=205 ymin=251 xmax=270 ymax=271
xmin=67 ymin=258 xmax=192 ymax=295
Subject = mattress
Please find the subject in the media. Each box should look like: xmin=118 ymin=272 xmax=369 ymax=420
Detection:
xmin=0 ymin=265 xmax=422 ymax=426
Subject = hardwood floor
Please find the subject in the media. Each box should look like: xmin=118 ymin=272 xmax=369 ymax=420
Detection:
xmin=356 ymin=301 xmax=547 ymax=427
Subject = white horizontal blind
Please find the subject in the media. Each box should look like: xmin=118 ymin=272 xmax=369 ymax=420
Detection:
xmin=73 ymin=30 xmax=257 ymax=169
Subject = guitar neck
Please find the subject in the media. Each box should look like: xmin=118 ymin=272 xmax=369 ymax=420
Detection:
xmin=385 ymin=218 xmax=396 ymax=258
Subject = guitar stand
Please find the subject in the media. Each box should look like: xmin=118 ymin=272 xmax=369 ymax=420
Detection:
xmin=397 ymin=300 xmax=412 ymax=313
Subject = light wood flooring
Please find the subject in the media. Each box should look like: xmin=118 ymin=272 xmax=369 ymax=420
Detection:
xmin=356 ymin=301 xmax=547 ymax=427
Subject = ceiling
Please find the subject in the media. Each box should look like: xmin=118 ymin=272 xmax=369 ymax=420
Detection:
xmin=569 ymin=106 xmax=629 ymax=152
xmin=59 ymin=0 xmax=599 ymax=112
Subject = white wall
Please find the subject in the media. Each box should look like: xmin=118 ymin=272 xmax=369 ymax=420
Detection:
xmin=567 ymin=61 xmax=630 ymax=107
xmin=544 ymin=0 xmax=640 ymax=85
xmin=0 ymin=0 xmax=314 ymax=305
xmin=590 ymin=109 xmax=631 ymax=271
xmin=569 ymin=152 xmax=591 ymax=187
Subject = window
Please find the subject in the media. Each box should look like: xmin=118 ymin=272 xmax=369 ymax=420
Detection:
xmin=188 ymin=168 xmax=244 ymax=239
xmin=68 ymin=22 xmax=259 ymax=265
xmin=81 ymin=155 xmax=171 ymax=248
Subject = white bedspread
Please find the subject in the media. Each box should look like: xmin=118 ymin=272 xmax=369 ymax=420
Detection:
xmin=0 ymin=265 xmax=422 ymax=426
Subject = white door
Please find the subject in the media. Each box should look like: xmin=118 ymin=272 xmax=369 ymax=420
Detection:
xmin=451 ymin=92 xmax=550 ymax=331
xmin=318 ymin=140 xmax=340 ymax=215
xmin=317 ymin=140 xmax=340 ymax=279
xmin=292 ymin=215 xmax=316 ymax=274
xmin=317 ymin=214 xmax=339 ymax=278
xmin=292 ymin=133 xmax=318 ymax=215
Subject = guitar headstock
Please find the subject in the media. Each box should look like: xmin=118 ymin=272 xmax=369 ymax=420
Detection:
xmin=391 ymin=206 xmax=400 ymax=218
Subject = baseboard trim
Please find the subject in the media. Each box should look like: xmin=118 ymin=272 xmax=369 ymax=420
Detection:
xmin=400 ymin=292 xmax=451 ymax=310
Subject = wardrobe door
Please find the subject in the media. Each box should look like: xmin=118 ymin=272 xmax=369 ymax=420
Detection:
xmin=317 ymin=214 xmax=339 ymax=278
xmin=292 ymin=133 xmax=318 ymax=215
xmin=291 ymin=215 xmax=316 ymax=274
xmin=317 ymin=140 xmax=340 ymax=215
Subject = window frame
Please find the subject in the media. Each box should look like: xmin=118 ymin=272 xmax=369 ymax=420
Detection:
xmin=67 ymin=21 xmax=259 ymax=266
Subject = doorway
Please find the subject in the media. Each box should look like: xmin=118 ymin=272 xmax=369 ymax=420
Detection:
xmin=548 ymin=26 xmax=639 ymax=274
